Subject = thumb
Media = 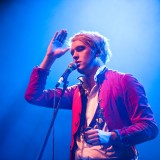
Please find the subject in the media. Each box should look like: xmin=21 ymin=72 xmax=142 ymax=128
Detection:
xmin=62 ymin=47 xmax=70 ymax=53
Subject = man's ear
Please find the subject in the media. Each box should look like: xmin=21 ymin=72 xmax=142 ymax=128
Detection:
xmin=95 ymin=49 xmax=101 ymax=57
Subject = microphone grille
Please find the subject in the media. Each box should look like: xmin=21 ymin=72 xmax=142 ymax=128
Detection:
xmin=68 ymin=62 xmax=77 ymax=70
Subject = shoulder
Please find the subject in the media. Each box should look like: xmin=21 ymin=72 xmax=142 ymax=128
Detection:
xmin=104 ymin=69 xmax=142 ymax=88
xmin=65 ymin=83 xmax=81 ymax=94
xmin=105 ymin=69 xmax=137 ymax=81
xmin=104 ymin=69 xmax=126 ymax=81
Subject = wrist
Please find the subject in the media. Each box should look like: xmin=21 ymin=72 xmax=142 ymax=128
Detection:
xmin=109 ymin=131 xmax=121 ymax=146
xmin=110 ymin=131 xmax=117 ymax=142
xmin=39 ymin=55 xmax=56 ymax=70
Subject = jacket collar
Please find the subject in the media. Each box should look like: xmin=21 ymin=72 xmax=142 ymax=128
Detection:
xmin=77 ymin=65 xmax=107 ymax=85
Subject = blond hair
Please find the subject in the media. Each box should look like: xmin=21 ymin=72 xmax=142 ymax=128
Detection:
xmin=68 ymin=31 xmax=112 ymax=64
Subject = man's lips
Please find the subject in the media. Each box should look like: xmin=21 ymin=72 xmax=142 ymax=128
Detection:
xmin=76 ymin=61 xmax=81 ymax=67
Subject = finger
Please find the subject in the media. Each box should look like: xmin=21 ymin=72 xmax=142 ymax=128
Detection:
xmin=88 ymin=134 xmax=98 ymax=140
xmin=61 ymin=31 xmax=67 ymax=44
xmin=90 ymin=140 xmax=100 ymax=145
xmin=56 ymin=30 xmax=67 ymax=43
xmin=85 ymin=129 xmax=98 ymax=136
xmin=52 ymin=31 xmax=59 ymax=41
xmin=84 ymin=132 xmax=97 ymax=142
xmin=86 ymin=138 xmax=100 ymax=145
xmin=85 ymin=137 xmax=97 ymax=145
xmin=105 ymin=146 xmax=115 ymax=152
xmin=62 ymin=48 xmax=70 ymax=54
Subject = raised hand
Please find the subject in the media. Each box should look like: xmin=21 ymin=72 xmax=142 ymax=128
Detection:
xmin=46 ymin=29 xmax=69 ymax=58
xmin=40 ymin=29 xmax=69 ymax=70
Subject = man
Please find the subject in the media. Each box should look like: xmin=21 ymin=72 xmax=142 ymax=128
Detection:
xmin=25 ymin=29 xmax=158 ymax=160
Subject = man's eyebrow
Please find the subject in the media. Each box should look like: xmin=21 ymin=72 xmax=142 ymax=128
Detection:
xmin=71 ymin=45 xmax=85 ymax=51
xmin=70 ymin=45 xmax=85 ymax=55
xmin=75 ymin=45 xmax=85 ymax=49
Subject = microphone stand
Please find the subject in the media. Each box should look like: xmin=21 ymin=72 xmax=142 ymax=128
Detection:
xmin=37 ymin=80 xmax=69 ymax=160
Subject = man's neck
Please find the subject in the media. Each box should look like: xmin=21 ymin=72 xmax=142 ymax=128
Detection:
xmin=85 ymin=66 xmax=99 ymax=90
xmin=85 ymin=75 xmax=96 ymax=90
xmin=83 ymin=64 xmax=105 ymax=90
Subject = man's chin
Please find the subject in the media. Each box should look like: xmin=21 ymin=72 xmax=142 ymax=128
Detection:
xmin=77 ymin=68 xmax=85 ymax=74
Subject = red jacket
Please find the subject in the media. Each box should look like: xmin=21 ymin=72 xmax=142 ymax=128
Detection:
xmin=25 ymin=67 xmax=158 ymax=160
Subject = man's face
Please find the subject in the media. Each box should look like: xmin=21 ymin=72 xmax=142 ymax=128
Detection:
xmin=70 ymin=40 xmax=97 ymax=75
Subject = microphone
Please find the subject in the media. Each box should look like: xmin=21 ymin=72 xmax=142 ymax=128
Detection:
xmin=55 ymin=62 xmax=77 ymax=88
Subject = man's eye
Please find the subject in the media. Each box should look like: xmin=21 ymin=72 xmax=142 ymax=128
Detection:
xmin=71 ymin=50 xmax=74 ymax=56
xmin=76 ymin=46 xmax=85 ymax=52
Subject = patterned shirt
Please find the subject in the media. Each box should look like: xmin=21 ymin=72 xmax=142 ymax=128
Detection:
xmin=75 ymin=66 xmax=117 ymax=160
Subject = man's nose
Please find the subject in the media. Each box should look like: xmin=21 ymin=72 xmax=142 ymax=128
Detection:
xmin=72 ymin=51 xmax=79 ymax=60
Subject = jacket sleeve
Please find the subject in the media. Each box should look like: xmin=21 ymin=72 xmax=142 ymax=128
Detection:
xmin=24 ymin=66 xmax=74 ymax=109
xmin=116 ymin=74 xmax=158 ymax=146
